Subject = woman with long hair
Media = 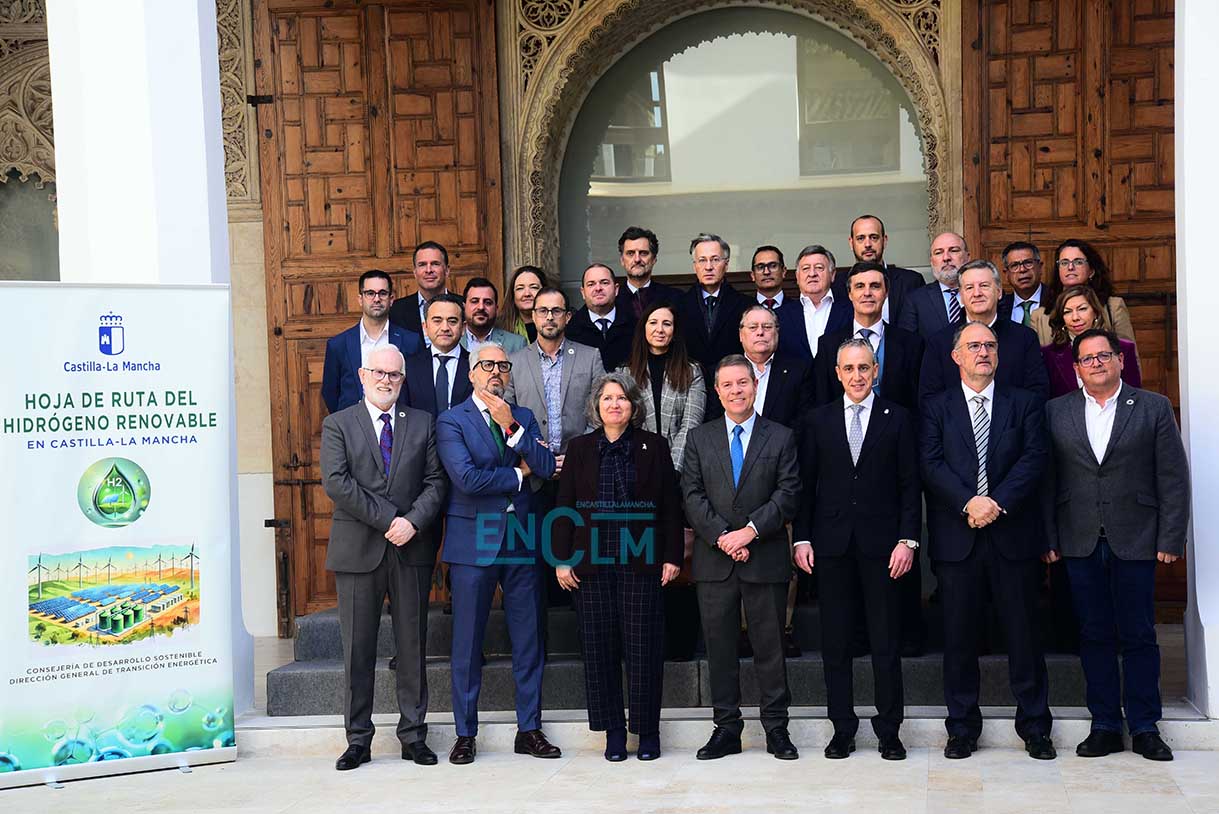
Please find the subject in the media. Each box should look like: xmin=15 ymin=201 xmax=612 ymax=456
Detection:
xmin=497 ymin=265 xmax=548 ymax=343
xmin=1041 ymin=285 xmax=1141 ymax=398
xmin=1030 ymin=239 xmax=1135 ymax=344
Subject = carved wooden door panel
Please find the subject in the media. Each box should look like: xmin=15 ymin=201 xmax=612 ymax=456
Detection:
xmin=253 ymin=0 xmax=503 ymax=629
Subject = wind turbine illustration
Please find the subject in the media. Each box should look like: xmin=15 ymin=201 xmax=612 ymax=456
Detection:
xmin=183 ymin=544 xmax=199 ymax=589
xmin=28 ymin=554 xmax=50 ymax=599
xmin=70 ymin=554 xmax=85 ymax=588
xmin=154 ymin=553 xmax=165 ymax=579
xmin=101 ymin=557 xmax=115 ymax=584
xmin=52 ymin=563 xmax=64 ymax=581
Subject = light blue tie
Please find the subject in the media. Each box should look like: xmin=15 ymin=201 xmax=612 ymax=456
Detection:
xmin=731 ymin=424 xmax=745 ymax=487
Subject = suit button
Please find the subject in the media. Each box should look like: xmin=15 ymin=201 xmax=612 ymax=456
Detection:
xmin=853 ymin=474 xmax=859 ymax=480
xmin=851 ymin=500 xmax=857 ymax=505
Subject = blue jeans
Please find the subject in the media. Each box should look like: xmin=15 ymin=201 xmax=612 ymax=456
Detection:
xmin=1065 ymin=538 xmax=1161 ymax=735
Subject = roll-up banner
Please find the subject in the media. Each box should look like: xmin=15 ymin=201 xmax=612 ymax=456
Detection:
xmin=0 ymin=283 xmax=237 ymax=788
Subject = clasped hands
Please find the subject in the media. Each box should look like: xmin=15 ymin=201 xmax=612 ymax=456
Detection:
xmin=385 ymin=516 xmax=417 ymax=547
xmin=718 ymin=527 xmax=755 ymax=562
xmin=965 ymin=495 xmax=1002 ymax=529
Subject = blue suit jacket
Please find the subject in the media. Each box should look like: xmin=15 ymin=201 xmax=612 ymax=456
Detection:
xmin=919 ymin=385 xmax=1048 ymax=562
xmin=436 ymin=397 xmax=556 ymax=566
xmin=776 ymin=295 xmax=852 ymax=362
xmin=321 ymin=322 xmax=423 ymax=414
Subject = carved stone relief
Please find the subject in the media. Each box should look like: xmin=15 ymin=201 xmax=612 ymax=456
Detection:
xmin=216 ymin=0 xmax=260 ymax=209
xmin=499 ymin=0 xmax=959 ymax=273
xmin=0 ymin=0 xmax=52 ymax=186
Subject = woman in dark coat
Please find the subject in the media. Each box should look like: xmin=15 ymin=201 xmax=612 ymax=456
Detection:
xmin=551 ymin=370 xmax=683 ymax=762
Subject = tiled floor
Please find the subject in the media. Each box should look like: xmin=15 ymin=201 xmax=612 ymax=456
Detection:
xmin=4 ymin=746 xmax=1219 ymax=813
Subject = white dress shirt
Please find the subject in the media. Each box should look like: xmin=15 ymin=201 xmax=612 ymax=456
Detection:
xmin=853 ymin=318 xmax=884 ymax=351
xmin=800 ymin=291 xmax=836 ymax=356
xmin=1009 ymin=284 xmax=1044 ymax=323
xmin=1083 ymin=382 xmax=1122 ymax=463
xmin=842 ymin=390 xmax=875 ymax=439
xmin=471 ymin=392 xmax=526 ymax=500
xmin=363 ymin=398 xmax=397 ymax=436
xmin=961 ymin=379 xmax=996 ymax=424
xmin=431 ymin=345 xmax=461 ymax=408
xmin=750 ymin=354 xmax=775 ymax=414
xmin=757 ymin=290 xmax=786 ymax=307
xmin=940 ymin=282 xmax=959 ymax=320
xmin=626 ymin=280 xmax=651 ymax=295
xmin=590 ymin=306 xmax=617 ymax=332
xmin=358 ymin=318 xmax=391 ymax=367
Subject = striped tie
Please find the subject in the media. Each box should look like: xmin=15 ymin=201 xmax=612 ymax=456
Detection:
xmin=971 ymin=395 xmax=989 ymax=496
xmin=948 ymin=289 xmax=963 ymax=324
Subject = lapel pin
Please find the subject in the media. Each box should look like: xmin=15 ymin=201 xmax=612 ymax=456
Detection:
xmin=1126 ymin=399 xmax=1134 ymax=405
xmin=641 ymin=443 xmax=648 ymax=450
xmin=567 ymin=347 xmax=574 ymax=355
xmin=398 ymin=411 xmax=406 ymax=418
xmin=884 ymin=409 xmax=890 ymax=414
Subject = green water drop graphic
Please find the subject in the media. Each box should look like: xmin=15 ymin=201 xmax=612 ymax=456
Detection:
xmin=93 ymin=464 xmax=134 ymax=520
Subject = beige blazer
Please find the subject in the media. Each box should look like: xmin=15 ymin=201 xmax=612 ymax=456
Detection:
xmin=1029 ymin=295 xmax=1135 ymax=345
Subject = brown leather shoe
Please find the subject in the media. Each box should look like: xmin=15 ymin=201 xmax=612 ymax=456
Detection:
xmin=514 ymin=729 xmax=562 ymax=758
xmin=448 ymin=735 xmax=476 ymax=765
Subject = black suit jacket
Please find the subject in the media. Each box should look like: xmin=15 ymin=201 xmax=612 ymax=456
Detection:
xmin=550 ymin=429 xmax=684 ymax=575
xmin=565 ymin=307 xmax=636 ymax=374
xmin=401 ymin=347 xmax=473 ymax=417
xmin=896 ymin=281 xmax=958 ymax=340
xmin=388 ymin=292 xmax=426 ymax=335
xmin=615 ymin=280 xmax=681 ymax=320
xmin=675 ymin=283 xmax=749 ymax=415
xmin=775 ymin=294 xmax=853 ymax=362
xmin=793 ymin=397 xmax=921 ymax=558
xmin=920 ymin=385 xmax=1048 ymax=562
xmin=814 ymin=323 xmax=924 ymax=412
xmin=831 ymin=264 xmax=924 ymax=325
xmin=757 ymin=353 xmax=815 ymax=429
xmin=918 ymin=319 xmax=1048 ymax=404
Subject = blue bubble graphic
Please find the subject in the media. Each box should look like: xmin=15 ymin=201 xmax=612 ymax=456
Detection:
xmin=0 ymin=752 xmax=20 ymax=772
xmin=201 ymin=712 xmax=222 ymax=731
xmin=117 ymin=704 xmax=164 ymax=746
xmin=212 ymin=731 xmax=235 ymax=749
xmin=168 ymin=689 xmax=192 ymax=714
xmin=43 ymin=719 xmax=67 ymax=742
xmin=92 ymin=747 xmax=132 ymax=762
xmin=148 ymin=738 xmax=175 ymax=756
xmin=52 ymin=737 xmax=95 ymax=765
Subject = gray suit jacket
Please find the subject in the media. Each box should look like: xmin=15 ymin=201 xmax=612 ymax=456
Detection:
xmin=505 ymin=338 xmax=606 ymax=456
xmin=624 ymin=362 xmax=705 ymax=472
xmin=460 ymin=327 xmax=527 ymax=355
xmin=681 ymin=415 xmax=801 ymax=583
xmin=1044 ymin=383 xmax=1190 ymax=559
xmin=321 ymin=402 xmax=448 ymax=572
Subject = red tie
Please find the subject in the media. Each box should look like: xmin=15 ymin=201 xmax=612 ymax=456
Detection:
xmin=764 ymin=298 xmax=777 ymax=310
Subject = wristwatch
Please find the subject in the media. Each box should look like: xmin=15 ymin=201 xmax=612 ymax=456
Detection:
xmin=506 ymin=420 xmax=521 ymax=436
xmin=901 ymin=539 xmax=919 ymax=551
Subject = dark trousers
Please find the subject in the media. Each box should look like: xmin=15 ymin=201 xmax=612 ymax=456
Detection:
xmin=817 ymin=545 xmax=903 ymax=739
xmin=697 ymin=573 xmax=790 ymax=736
xmin=936 ymin=535 xmax=1051 ymax=741
xmin=572 ymin=564 xmax=665 ymax=736
xmin=1065 ymin=538 xmax=1161 ymax=735
xmin=449 ymin=560 xmax=545 ymax=736
xmin=898 ymin=550 xmax=926 ymax=648
xmin=335 ymin=550 xmax=433 ymax=748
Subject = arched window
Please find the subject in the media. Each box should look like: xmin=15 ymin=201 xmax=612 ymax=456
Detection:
xmin=559 ymin=7 xmax=929 ymax=286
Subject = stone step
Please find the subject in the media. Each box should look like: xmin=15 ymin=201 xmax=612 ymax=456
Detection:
xmin=265 ymin=653 xmax=1087 ymax=717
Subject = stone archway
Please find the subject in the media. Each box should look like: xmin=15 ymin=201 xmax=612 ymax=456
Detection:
xmin=498 ymin=0 xmax=961 ymax=273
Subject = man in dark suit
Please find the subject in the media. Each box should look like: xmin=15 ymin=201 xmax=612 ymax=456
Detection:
xmin=1044 ymin=329 xmax=1189 ymax=762
xmin=740 ymin=304 xmax=813 ymax=430
xmin=435 ymin=343 xmax=559 ymax=765
xmin=615 ymin=225 xmax=680 ymax=319
xmin=565 ymin=263 xmax=636 ymax=373
xmin=402 ymin=294 xmax=472 ymax=417
xmin=320 ymin=346 xmax=447 ymax=770
xmin=777 ymin=244 xmax=852 ymax=363
xmin=388 ymin=240 xmax=452 ymax=342
xmin=794 ymin=337 xmax=920 ymax=760
xmin=815 ymin=261 xmax=924 ymax=412
xmin=998 ymin=241 xmax=1047 ymax=329
xmin=750 ymin=245 xmax=792 ymax=311
xmin=321 ymin=269 xmax=423 ymax=414
xmin=919 ymin=260 xmax=1049 ymax=404
xmin=896 ymin=231 xmax=970 ymax=340
xmin=682 ymin=355 xmax=802 ymax=761
xmin=675 ymin=233 xmax=748 ymax=417
xmin=921 ymin=321 xmax=1055 ymax=761
xmin=832 ymin=214 xmax=926 ymax=323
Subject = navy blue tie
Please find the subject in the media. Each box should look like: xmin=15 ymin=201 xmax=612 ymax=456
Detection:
xmin=434 ymin=354 xmax=450 ymax=413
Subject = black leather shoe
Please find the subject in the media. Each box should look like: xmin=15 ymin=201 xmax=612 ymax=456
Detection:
xmin=1025 ymin=734 xmax=1057 ymax=760
xmin=765 ymin=728 xmax=799 ymax=760
xmin=335 ymin=744 xmax=370 ymax=771
xmin=823 ymin=733 xmax=855 ymax=759
xmin=515 ymin=729 xmax=562 ymax=758
xmin=401 ymin=740 xmax=437 ymax=765
xmin=783 ymin=628 xmax=802 ymax=658
xmin=448 ymin=736 xmax=476 ymax=765
xmin=696 ymin=727 xmax=742 ymax=760
xmin=944 ymin=735 xmax=977 ymax=759
xmin=1132 ymin=732 xmax=1173 ymax=761
xmin=878 ymin=735 xmax=907 ymax=761
xmin=1076 ymin=730 xmax=1124 ymax=757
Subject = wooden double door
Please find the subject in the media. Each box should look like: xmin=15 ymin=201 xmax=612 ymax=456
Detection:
xmin=253 ymin=0 xmax=503 ymax=631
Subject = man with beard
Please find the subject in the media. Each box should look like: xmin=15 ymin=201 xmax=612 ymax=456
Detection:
xmin=615 ymin=226 xmax=680 ymax=318
xmin=436 ymin=343 xmax=559 ymax=764
xmin=459 ymin=277 xmax=526 ymax=357
xmin=832 ymin=214 xmax=925 ymax=323
xmin=389 ymin=241 xmax=453 ymax=344
xmin=896 ymin=232 xmax=971 ymax=340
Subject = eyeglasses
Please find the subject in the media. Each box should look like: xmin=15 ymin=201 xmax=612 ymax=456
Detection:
xmin=752 ymin=261 xmax=782 ymax=273
xmin=961 ymin=341 xmax=998 ymax=354
xmin=363 ymin=367 xmax=404 ymax=382
xmin=1006 ymin=259 xmax=1040 ymax=271
xmin=742 ymin=323 xmax=777 ymax=332
xmin=1078 ymin=351 xmax=1118 ymax=367
xmin=361 ymin=289 xmax=392 ymax=299
xmin=1057 ymin=258 xmax=1088 ymax=269
xmin=534 ymin=307 xmax=568 ymax=319
xmin=474 ymin=360 xmax=513 ymax=373
xmin=695 ymin=256 xmax=724 ymax=267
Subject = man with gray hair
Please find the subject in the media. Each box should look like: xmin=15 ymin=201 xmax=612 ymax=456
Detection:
xmin=676 ymin=233 xmax=748 ymax=417
xmin=918 ymin=259 xmax=1048 ymax=403
xmin=777 ymin=244 xmax=852 ymax=363
xmin=897 ymin=231 xmax=971 ymax=340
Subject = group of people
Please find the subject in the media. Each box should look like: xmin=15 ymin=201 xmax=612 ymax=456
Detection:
xmin=318 ymin=217 xmax=1190 ymax=772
